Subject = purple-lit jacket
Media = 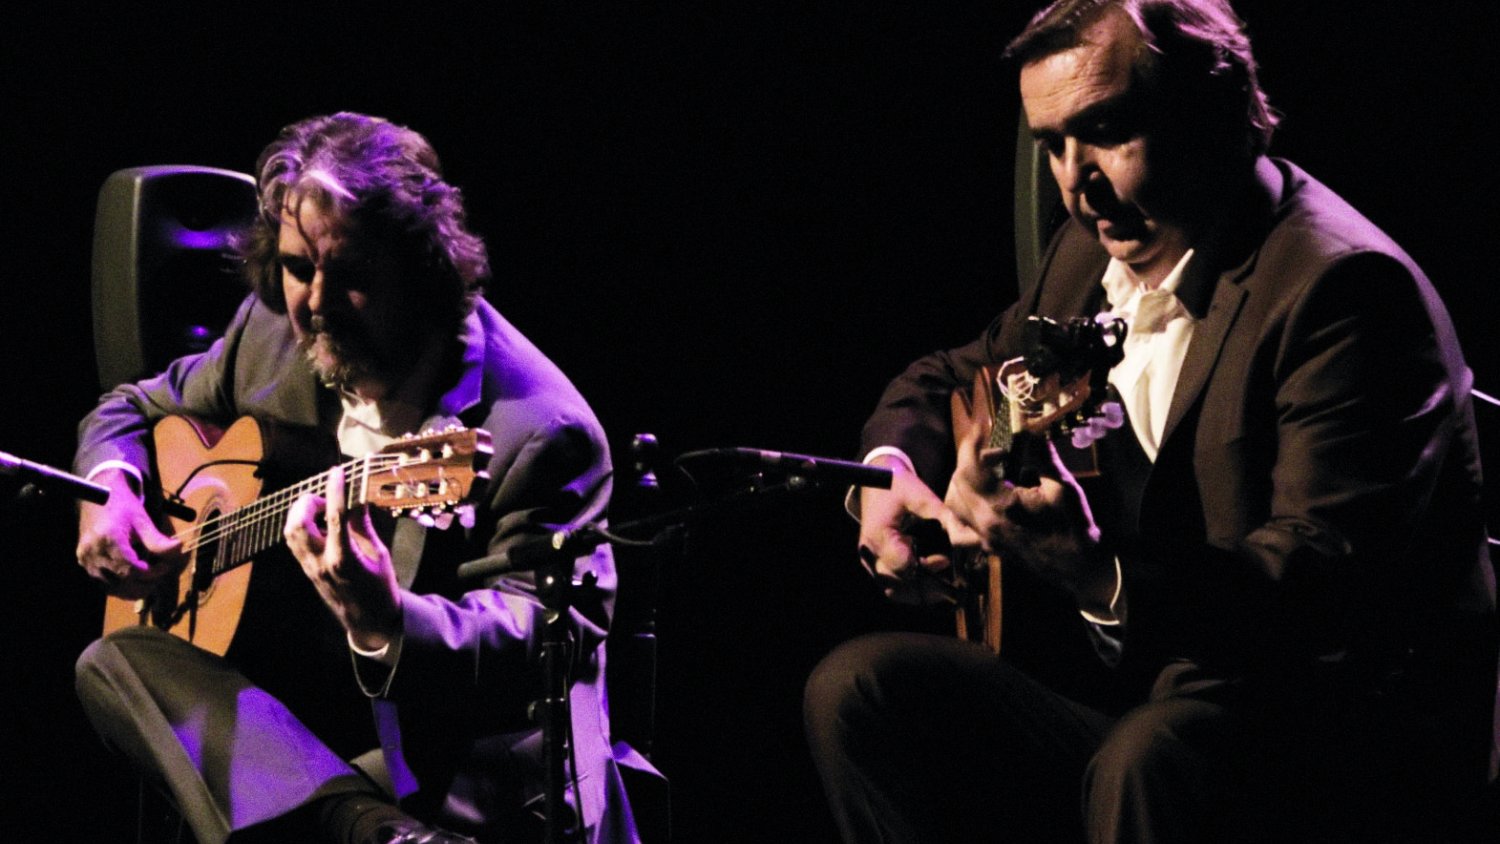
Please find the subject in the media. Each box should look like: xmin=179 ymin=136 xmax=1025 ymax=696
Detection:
xmin=76 ymin=294 xmax=654 ymax=842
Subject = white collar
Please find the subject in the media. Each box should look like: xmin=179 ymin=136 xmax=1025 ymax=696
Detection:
xmin=1101 ymin=248 xmax=1196 ymax=313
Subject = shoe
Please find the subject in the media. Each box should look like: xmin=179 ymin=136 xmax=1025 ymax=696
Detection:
xmin=371 ymin=818 xmax=480 ymax=844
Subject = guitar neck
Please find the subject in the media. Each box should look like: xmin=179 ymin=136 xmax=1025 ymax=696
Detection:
xmin=187 ymin=458 xmax=364 ymax=580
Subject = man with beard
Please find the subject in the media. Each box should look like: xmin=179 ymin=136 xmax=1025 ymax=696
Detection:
xmin=72 ymin=113 xmax=654 ymax=843
xmin=804 ymin=1 xmax=1497 ymax=841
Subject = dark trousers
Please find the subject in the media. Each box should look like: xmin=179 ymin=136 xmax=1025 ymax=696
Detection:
xmin=75 ymin=626 xmax=385 ymax=844
xmin=804 ymin=631 xmax=1485 ymax=844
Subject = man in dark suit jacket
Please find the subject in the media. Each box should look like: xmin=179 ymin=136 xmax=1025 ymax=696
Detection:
xmin=73 ymin=113 xmax=656 ymax=844
xmin=804 ymin=2 xmax=1497 ymax=841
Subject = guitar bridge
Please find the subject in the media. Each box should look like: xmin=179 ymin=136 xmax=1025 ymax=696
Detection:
xmin=160 ymin=588 xmax=199 ymax=631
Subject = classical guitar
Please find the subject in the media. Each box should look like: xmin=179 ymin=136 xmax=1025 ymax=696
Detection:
xmin=101 ymin=414 xmax=492 ymax=656
xmin=945 ymin=315 xmax=1127 ymax=653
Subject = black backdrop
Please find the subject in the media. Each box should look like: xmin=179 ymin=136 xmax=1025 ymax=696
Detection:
xmin=3 ymin=3 xmax=1496 ymax=842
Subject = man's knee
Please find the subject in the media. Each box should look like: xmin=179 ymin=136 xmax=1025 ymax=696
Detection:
xmin=1087 ymin=698 xmax=1231 ymax=786
xmin=1082 ymin=698 xmax=1234 ymax=840
xmin=77 ymin=628 xmax=167 ymax=703
xmin=1088 ymin=717 xmax=1184 ymax=789
xmin=805 ymin=632 xmax=971 ymax=757
xmin=75 ymin=632 xmax=130 ymax=722
xmin=803 ymin=633 xmax=897 ymax=741
xmin=74 ymin=627 xmax=222 ymax=745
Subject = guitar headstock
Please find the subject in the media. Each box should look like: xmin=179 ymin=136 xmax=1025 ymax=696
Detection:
xmin=952 ymin=314 xmax=1128 ymax=463
xmin=359 ymin=426 xmax=494 ymax=527
xmin=1004 ymin=315 xmax=1127 ymax=446
xmin=1019 ymin=315 xmax=1126 ymax=385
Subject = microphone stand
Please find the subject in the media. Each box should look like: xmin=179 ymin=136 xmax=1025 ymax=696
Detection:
xmin=456 ymin=441 xmax=891 ymax=844
xmin=533 ymin=542 xmax=593 ymax=844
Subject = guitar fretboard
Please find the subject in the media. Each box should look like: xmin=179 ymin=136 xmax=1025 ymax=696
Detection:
xmin=177 ymin=452 xmax=411 ymax=577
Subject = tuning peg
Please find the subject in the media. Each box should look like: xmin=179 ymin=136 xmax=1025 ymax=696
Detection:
xmin=432 ymin=511 xmax=454 ymax=530
xmin=1099 ymin=401 xmax=1125 ymax=429
xmin=456 ymin=503 xmax=476 ymax=530
xmin=414 ymin=511 xmax=437 ymax=528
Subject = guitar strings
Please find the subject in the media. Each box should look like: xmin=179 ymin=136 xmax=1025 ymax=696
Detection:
xmin=172 ymin=452 xmax=432 ymax=571
xmin=175 ymin=453 xmax=362 ymax=546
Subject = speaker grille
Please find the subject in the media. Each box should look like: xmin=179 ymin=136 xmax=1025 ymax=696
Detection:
xmin=91 ymin=165 xmax=257 ymax=391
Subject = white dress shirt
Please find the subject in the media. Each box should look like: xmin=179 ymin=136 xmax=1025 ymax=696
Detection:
xmin=1100 ymin=249 xmax=1197 ymax=462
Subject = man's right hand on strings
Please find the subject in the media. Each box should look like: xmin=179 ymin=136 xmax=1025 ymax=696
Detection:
xmin=857 ymin=455 xmax=981 ymax=603
xmin=944 ymin=423 xmax=1119 ymax=620
xmin=75 ymin=468 xmax=184 ymax=599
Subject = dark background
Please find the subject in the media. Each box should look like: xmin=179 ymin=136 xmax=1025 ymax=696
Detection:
xmin=3 ymin=3 xmax=1495 ymax=841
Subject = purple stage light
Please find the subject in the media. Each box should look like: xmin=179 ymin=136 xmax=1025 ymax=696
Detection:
xmin=173 ymin=228 xmax=230 ymax=249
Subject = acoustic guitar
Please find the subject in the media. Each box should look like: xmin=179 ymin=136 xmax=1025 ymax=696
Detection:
xmin=945 ymin=315 xmax=1127 ymax=653
xmin=101 ymin=414 xmax=492 ymax=656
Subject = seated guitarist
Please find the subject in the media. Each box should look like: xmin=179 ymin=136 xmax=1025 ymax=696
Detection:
xmin=73 ymin=113 xmax=657 ymax=844
xmin=804 ymin=2 xmax=1496 ymax=842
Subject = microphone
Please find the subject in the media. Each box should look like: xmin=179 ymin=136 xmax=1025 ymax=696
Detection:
xmin=0 ymin=451 xmax=198 ymax=520
xmin=455 ymin=524 xmax=602 ymax=581
xmin=0 ymin=450 xmax=110 ymax=505
xmin=678 ymin=448 xmax=893 ymax=489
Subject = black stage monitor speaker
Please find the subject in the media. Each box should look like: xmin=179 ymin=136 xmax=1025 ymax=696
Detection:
xmin=1013 ymin=107 xmax=1065 ymax=303
xmin=92 ymin=165 xmax=258 ymax=392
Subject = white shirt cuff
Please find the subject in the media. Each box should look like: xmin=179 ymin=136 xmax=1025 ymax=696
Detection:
xmin=844 ymin=447 xmax=917 ymax=520
xmin=1078 ymin=556 xmax=1125 ymax=626
xmin=348 ymin=631 xmax=401 ymax=665
xmin=85 ymin=461 xmax=144 ymax=494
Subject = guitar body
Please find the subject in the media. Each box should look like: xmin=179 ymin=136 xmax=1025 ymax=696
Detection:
xmin=944 ymin=317 xmax=1124 ymax=654
xmin=102 ymin=415 xmax=264 ymax=656
xmin=99 ymin=414 xmax=491 ymax=658
xmin=950 ymin=365 xmax=1005 ymax=654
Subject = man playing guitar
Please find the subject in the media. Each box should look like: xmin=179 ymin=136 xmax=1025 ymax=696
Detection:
xmin=805 ymin=2 xmax=1497 ymax=842
xmin=74 ymin=113 xmax=655 ymax=844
